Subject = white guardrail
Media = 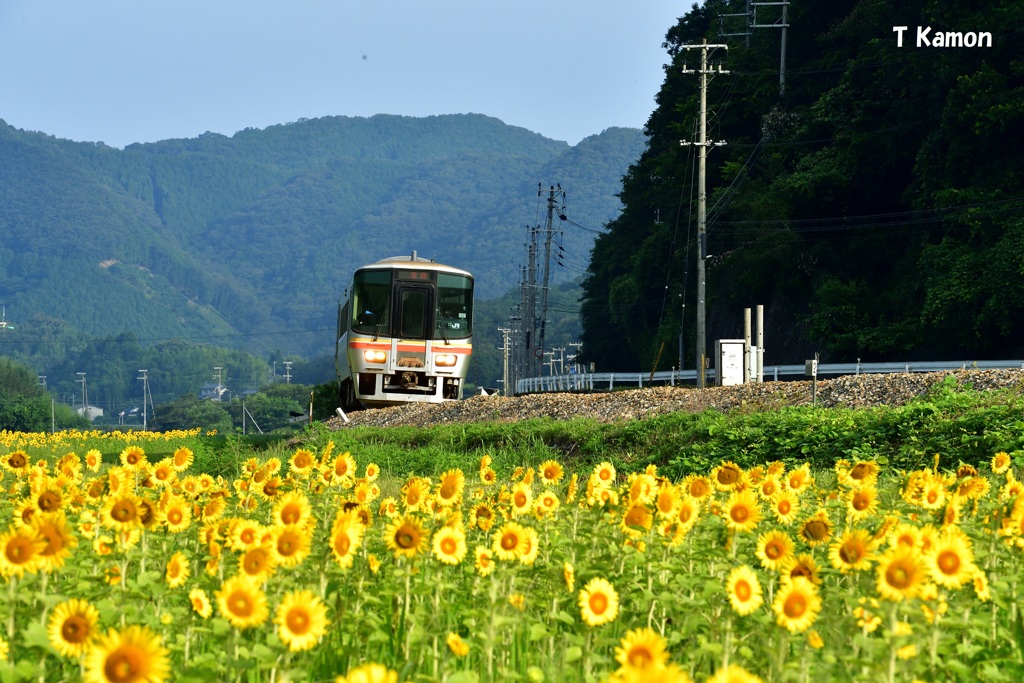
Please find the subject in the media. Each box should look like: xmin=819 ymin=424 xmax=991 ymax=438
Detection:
xmin=515 ymin=360 xmax=1024 ymax=394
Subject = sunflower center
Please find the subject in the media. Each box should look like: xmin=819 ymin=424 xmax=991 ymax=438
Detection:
xmin=229 ymin=592 xmax=254 ymax=617
xmin=286 ymin=609 xmax=310 ymax=634
xmin=627 ymin=646 xmax=654 ymax=667
xmin=886 ymin=562 xmax=913 ymax=589
xmin=440 ymin=481 xmax=458 ymax=499
xmin=501 ymin=533 xmax=519 ymax=551
xmin=514 ymin=492 xmax=527 ymax=508
xmin=8 ymin=453 xmax=28 ymax=468
xmin=718 ymin=468 xmax=740 ymax=485
xmin=167 ymin=509 xmax=184 ymax=525
xmin=853 ymin=494 xmax=870 ymax=511
xmin=5 ymin=537 xmax=33 ymax=564
xmin=804 ymin=520 xmax=828 ymax=540
xmin=784 ymin=593 xmax=807 ymax=618
xmin=589 ymin=593 xmax=608 ymax=615
xmin=839 ymin=543 xmax=863 ymax=564
xmin=766 ymin=541 xmax=784 ymax=559
xmin=690 ymin=480 xmax=709 ymax=497
xmin=927 ymin=490 xmax=939 ymax=504
xmin=778 ymin=500 xmax=792 ymax=515
xmin=38 ymin=491 xmax=61 ymax=511
xmin=396 ymin=530 xmax=417 ymax=549
xmin=735 ymin=580 xmax=752 ymax=602
xmin=61 ymin=615 xmax=91 ymax=642
xmin=244 ymin=550 xmax=267 ymax=574
xmin=111 ymin=501 xmax=137 ymax=523
xmin=334 ymin=533 xmax=351 ymax=556
xmin=104 ymin=646 xmax=143 ymax=683
xmin=441 ymin=537 xmax=458 ymax=555
xmin=731 ymin=505 xmax=750 ymax=523
xmin=937 ymin=550 xmax=960 ymax=575
xmin=851 ymin=464 xmax=869 ymax=480
xmin=281 ymin=504 xmax=302 ymax=525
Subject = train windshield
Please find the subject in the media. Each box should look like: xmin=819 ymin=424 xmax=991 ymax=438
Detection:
xmin=434 ymin=273 xmax=473 ymax=340
xmin=351 ymin=270 xmax=392 ymax=336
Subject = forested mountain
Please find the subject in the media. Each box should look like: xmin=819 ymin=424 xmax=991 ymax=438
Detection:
xmin=0 ymin=114 xmax=644 ymax=404
xmin=580 ymin=0 xmax=1024 ymax=372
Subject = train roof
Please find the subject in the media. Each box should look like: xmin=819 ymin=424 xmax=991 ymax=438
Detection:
xmin=358 ymin=251 xmax=472 ymax=277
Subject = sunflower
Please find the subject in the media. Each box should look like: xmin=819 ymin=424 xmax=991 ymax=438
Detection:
xmin=48 ymin=598 xmax=100 ymax=658
xmin=0 ymin=633 xmax=7 ymax=662
xmin=150 ymin=459 xmax=176 ymax=488
xmin=919 ymin=479 xmax=947 ymax=510
xmin=85 ymin=449 xmax=103 ymax=473
xmin=0 ymin=526 xmax=45 ymax=578
xmin=770 ymin=490 xmax=801 ymax=525
xmin=169 ymin=447 xmax=193 ymax=472
xmin=614 ymin=627 xmax=670 ymax=672
xmin=992 ymin=451 xmax=1012 ymax=475
xmin=706 ymin=664 xmax=762 ymax=683
xmin=384 ymin=515 xmax=429 ymax=559
xmin=535 ymin=490 xmax=561 ymax=517
xmin=474 ymin=546 xmax=495 ymax=576
xmin=711 ymin=461 xmax=745 ymax=491
xmin=927 ymin=527 xmax=977 ymax=589
xmin=335 ymin=663 xmax=399 ymax=683
xmin=446 ymin=632 xmax=470 ymax=657
xmin=82 ymin=625 xmax=169 ymax=683
xmin=578 ymin=577 xmax=619 ymax=627
xmin=757 ymin=476 xmax=782 ymax=500
xmin=676 ymin=495 xmax=701 ymax=530
xmin=786 ymin=464 xmax=814 ymax=494
xmin=288 ymin=448 xmax=316 ymax=477
xmin=847 ymin=486 xmax=880 ymax=523
xmin=517 ymin=525 xmax=540 ymax=566
xmin=274 ymin=590 xmax=329 ymax=652
xmin=163 ymin=551 xmax=190 ymax=589
xmin=492 ymin=521 xmax=527 ymax=561
xmin=479 ymin=466 xmax=498 ymax=486
xmin=330 ymin=519 xmax=364 ymax=570
xmin=34 ymin=483 xmax=64 ymax=513
xmin=723 ymin=490 xmax=762 ymax=533
xmin=271 ymin=525 xmax=312 ymax=568
xmin=273 ymin=491 xmax=313 ymax=528
xmin=158 ymin=495 xmax=192 ymax=534
xmin=779 ymin=553 xmax=822 ymax=587
xmin=621 ymin=503 xmax=654 ymax=538
xmin=563 ymin=561 xmax=575 ymax=593
xmin=436 ymin=469 xmax=466 ymax=508
xmin=189 ymin=588 xmax=213 ymax=618
xmin=432 ymin=525 xmax=467 ymax=565
xmin=876 ymin=545 xmax=927 ymax=601
xmin=726 ymin=565 xmax=764 ymax=616
xmin=772 ymin=576 xmax=821 ymax=634
xmin=401 ymin=478 xmax=431 ymax=512
xmin=593 ymin=462 xmax=617 ymax=487
xmin=328 ymin=451 xmax=357 ymax=481
xmin=539 ymin=459 xmax=565 ymax=485
xmin=363 ymin=461 xmax=381 ymax=482
xmin=756 ymin=530 xmax=795 ymax=571
xmin=101 ymin=492 xmax=143 ymax=532
xmin=228 ymin=518 xmax=263 ymax=551
xmin=798 ymin=510 xmax=833 ymax=547
xmin=828 ymin=529 xmax=877 ymax=574
xmin=653 ymin=483 xmax=681 ymax=519
xmin=119 ymin=445 xmax=148 ymax=471
xmin=216 ymin=575 xmax=269 ymax=630
xmin=510 ymin=482 xmax=534 ymax=517
xmin=32 ymin=511 xmax=78 ymax=571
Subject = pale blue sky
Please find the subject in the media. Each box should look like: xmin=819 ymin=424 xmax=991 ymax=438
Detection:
xmin=0 ymin=1 xmax=683 ymax=148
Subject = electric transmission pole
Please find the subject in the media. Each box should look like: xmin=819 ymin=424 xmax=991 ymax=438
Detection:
xmin=680 ymin=40 xmax=729 ymax=388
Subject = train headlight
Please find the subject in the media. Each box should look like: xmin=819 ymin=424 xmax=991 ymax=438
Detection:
xmin=434 ymin=353 xmax=457 ymax=367
xmin=363 ymin=350 xmax=387 ymax=363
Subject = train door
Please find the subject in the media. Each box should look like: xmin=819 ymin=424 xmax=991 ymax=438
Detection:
xmin=395 ymin=284 xmax=433 ymax=340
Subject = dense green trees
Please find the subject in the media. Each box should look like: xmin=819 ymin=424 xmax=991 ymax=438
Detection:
xmin=580 ymin=0 xmax=1024 ymax=370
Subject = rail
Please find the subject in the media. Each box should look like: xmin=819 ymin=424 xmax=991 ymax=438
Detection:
xmin=515 ymin=359 xmax=1024 ymax=394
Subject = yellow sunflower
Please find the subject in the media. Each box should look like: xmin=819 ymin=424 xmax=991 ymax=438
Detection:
xmin=384 ymin=515 xmax=429 ymax=559
xmin=723 ymin=490 xmax=762 ymax=533
xmin=289 ymin=448 xmax=316 ymax=476
xmin=446 ymin=631 xmax=470 ymax=657
xmin=32 ymin=511 xmax=78 ymax=572
xmin=479 ymin=466 xmax=498 ymax=486
xmin=992 ymin=451 xmax=1012 ymax=475
xmin=798 ymin=510 xmax=833 ymax=547
xmin=273 ymin=491 xmax=313 ymax=528
xmin=436 ymin=468 xmax=466 ymax=507
xmin=927 ymin=527 xmax=977 ymax=589
xmin=363 ymin=461 xmax=380 ymax=482
xmin=627 ymin=473 xmax=658 ymax=505
xmin=756 ymin=530 xmax=795 ymax=571
xmin=780 ymin=553 xmax=822 ymax=587
xmin=770 ymin=490 xmax=801 ymax=525
xmin=432 ymin=525 xmax=467 ymax=565
xmin=171 ymin=447 xmax=194 ymax=472
xmin=828 ymin=529 xmax=877 ymax=574
xmin=653 ymin=483 xmax=681 ymax=519
xmin=593 ymin=462 xmax=617 ymax=487
xmin=0 ymin=526 xmax=45 ymax=578
xmin=335 ymin=663 xmax=399 ymax=683
xmin=401 ymin=478 xmax=431 ymax=512
xmin=772 ymin=576 xmax=821 ymax=633
xmin=757 ymin=476 xmax=782 ymax=500
xmin=275 ymin=590 xmax=329 ymax=652
xmin=510 ymin=481 xmax=534 ymax=517
xmin=876 ymin=546 xmax=927 ymax=602
xmin=726 ymin=565 xmax=764 ymax=616
xmin=847 ymin=486 xmax=879 ymax=523
xmin=621 ymin=503 xmax=654 ymax=538
xmin=711 ymin=461 xmax=745 ymax=491
xmin=216 ymin=575 xmax=269 ymax=630
xmin=84 ymin=449 xmax=103 ymax=473
xmin=330 ymin=518 xmax=364 ymax=570
xmin=272 ymin=525 xmax=312 ymax=568
xmin=707 ymin=664 xmax=762 ymax=683
xmin=517 ymin=525 xmax=540 ymax=566
xmin=681 ymin=474 xmax=713 ymax=501
xmin=535 ymin=490 xmax=561 ymax=518
xmin=189 ymin=588 xmax=213 ymax=618
xmin=578 ymin=577 xmax=619 ymax=627
xmin=83 ymin=625 xmax=170 ymax=683
xmin=101 ymin=492 xmax=144 ymax=532
xmin=492 ymin=521 xmax=527 ymax=561
xmin=614 ymin=627 xmax=670 ymax=673
xmin=47 ymin=598 xmax=100 ymax=658
xmin=474 ymin=546 xmax=495 ymax=576
xmin=165 ymin=551 xmax=190 ymax=589
xmin=238 ymin=544 xmax=277 ymax=582
xmin=119 ymin=445 xmax=148 ymax=471
xmin=786 ymin=464 xmax=814 ymax=494
xmin=539 ymin=459 xmax=565 ymax=485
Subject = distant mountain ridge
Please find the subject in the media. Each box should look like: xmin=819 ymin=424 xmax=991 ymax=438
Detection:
xmin=0 ymin=114 xmax=644 ymax=365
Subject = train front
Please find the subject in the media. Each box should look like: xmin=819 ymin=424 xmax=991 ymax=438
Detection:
xmin=337 ymin=256 xmax=473 ymax=409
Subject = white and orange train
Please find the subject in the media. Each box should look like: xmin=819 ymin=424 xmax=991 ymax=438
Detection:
xmin=335 ymin=252 xmax=474 ymax=410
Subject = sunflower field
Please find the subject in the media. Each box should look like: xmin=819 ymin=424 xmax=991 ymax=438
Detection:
xmin=2 ymin=426 xmax=1024 ymax=683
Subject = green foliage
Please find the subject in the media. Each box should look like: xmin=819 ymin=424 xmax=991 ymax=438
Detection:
xmin=580 ymin=0 xmax=1024 ymax=368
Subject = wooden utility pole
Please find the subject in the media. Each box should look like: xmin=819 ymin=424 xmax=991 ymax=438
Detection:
xmin=681 ymin=40 xmax=728 ymax=388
